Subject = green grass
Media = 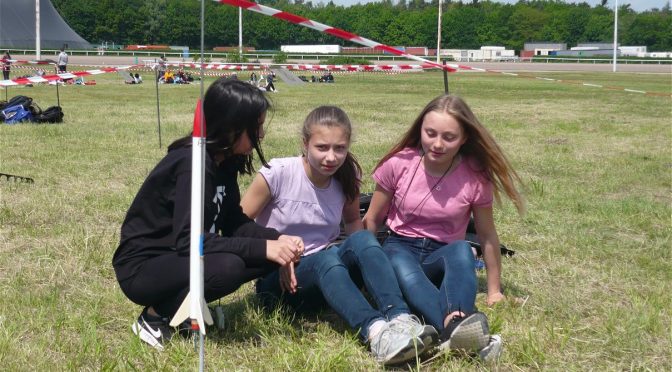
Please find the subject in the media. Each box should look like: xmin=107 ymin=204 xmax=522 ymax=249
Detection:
xmin=1 ymin=68 xmax=670 ymax=370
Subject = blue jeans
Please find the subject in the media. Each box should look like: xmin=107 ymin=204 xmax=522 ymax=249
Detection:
xmin=382 ymin=235 xmax=476 ymax=332
xmin=256 ymin=230 xmax=410 ymax=340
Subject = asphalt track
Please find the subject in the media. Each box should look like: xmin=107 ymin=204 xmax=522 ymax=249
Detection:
xmin=12 ymin=54 xmax=672 ymax=74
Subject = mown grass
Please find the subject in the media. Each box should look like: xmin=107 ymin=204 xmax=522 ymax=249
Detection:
xmin=0 ymin=68 xmax=670 ymax=370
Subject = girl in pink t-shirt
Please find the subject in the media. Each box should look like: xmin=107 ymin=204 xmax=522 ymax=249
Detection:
xmin=241 ymin=106 xmax=437 ymax=365
xmin=363 ymin=94 xmax=524 ymax=361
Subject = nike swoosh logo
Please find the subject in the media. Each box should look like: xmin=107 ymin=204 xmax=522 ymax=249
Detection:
xmin=143 ymin=320 xmax=163 ymax=339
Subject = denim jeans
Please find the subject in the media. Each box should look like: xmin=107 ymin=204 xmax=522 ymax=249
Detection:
xmin=257 ymin=230 xmax=410 ymax=341
xmin=382 ymin=235 xmax=476 ymax=332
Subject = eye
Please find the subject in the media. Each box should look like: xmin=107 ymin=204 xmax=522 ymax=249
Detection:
xmin=425 ymin=129 xmax=437 ymax=137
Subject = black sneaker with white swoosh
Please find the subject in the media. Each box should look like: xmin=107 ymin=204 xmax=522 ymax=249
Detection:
xmin=131 ymin=307 xmax=175 ymax=351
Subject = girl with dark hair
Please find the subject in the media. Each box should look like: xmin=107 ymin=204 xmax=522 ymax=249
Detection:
xmin=240 ymin=106 xmax=437 ymax=365
xmin=363 ymin=94 xmax=524 ymax=362
xmin=113 ymin=78 xmax=304 ymax=351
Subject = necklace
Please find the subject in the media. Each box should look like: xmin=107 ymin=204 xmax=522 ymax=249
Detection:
xmin=394 ymin=151 xmax=458 ymax=221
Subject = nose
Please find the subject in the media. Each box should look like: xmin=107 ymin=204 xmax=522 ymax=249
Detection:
xmin=325 ymin=149 xmax=336 ymax=162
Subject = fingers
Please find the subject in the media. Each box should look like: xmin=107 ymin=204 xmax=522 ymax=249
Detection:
xmin=279 ymin=263 xmax=297 ymax=294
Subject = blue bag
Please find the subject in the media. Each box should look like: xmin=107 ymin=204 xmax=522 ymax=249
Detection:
xmin=2 ymin=104 xmax=33 ymax=124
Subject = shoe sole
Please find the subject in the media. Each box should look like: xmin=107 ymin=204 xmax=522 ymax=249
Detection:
xmin=418 ymin=325 xmax=439 ymax=347
xmin=479 ymin=334 xmax=503 ymax=362
xmin=382 ymin=337 xmax=425 ymax=365
xmin=132 ymin=322 xmax=164 ymax=351
xmin=439 ymin=312 xmax=490 ymax=351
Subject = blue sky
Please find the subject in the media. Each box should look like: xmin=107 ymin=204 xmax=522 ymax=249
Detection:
xmin=329 ymin=0 xmax=670 ymax=12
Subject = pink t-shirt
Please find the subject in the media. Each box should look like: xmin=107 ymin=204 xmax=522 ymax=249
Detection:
xmin=256 ymin=157 xmax=345 ymax=256
xmin=372 ymin=147 xmax=493 ymax=243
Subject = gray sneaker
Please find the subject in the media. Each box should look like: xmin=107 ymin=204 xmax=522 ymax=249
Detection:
xmin=478 ymin=334 xmax=503 ymax=362
xmin=370 ymin=322 xmax=424 ymax=365
xmin=388 ymin=313 xmax=438 ymax=349
xmin=438 ymin=312 xmax=490 ymax=351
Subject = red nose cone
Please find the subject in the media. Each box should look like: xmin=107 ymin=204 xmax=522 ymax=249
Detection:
xmin=192 ymin=99 xmax=205 ymax=137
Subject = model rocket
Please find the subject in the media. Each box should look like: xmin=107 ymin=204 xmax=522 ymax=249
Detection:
xmin=170 ymin=99 xmax=214 ymax=333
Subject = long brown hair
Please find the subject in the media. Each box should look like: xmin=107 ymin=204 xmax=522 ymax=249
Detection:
xmin=302 ymin=106 xmax=362 ymax=202
xmin=375 ymin=94 xmax=525 ymax=213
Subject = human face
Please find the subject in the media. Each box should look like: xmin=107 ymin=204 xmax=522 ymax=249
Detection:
xmin=232 ymin=111 xmax=266 ymax=155
xmin=303 ymin=125 xmax=349 ymax=184
xmin=419 ymin=111 xmax=467 ymax=173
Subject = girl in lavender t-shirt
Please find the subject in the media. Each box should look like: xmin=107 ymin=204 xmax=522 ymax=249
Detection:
xmin=363 ymin=95 xmax=525 ymax=361
xmin=241 ymin=106 xmax=438 ymax=365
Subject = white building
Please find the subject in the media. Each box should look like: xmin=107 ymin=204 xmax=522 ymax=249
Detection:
xmin=440 ymin=46 xmax=515 ymax=61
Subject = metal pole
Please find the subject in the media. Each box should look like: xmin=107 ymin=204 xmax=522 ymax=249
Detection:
xmin=442 ymin=59 xmax=449 ymax=94
xmin=436 ymin=0 xmax=442 ymax=64
xmin=55 ymin=67 xmax=60 ymax=106
xmin=612 ymin=0 xmax=618 ymax=72
xmin=36 ymin=0 xmax=41 ymax=60
xmin=239 ymin=8 xmax=243 ymax=55
xmin=154 ymin=59 xmax=162 ymax=148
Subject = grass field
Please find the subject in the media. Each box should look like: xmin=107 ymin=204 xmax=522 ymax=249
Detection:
xmin=0 ymin=68 xmax=670 ymax=370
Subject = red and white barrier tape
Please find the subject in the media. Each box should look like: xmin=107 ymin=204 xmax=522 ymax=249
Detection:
xmin=0 ymin=66 xmax=132 ymax=87
xmin=1 ymin=59 xmax=54 ymax=65
xmin=215 ymin=0 xmax=454 ymax=72
xmin=284 ymin=64 xmax=432 ymax=72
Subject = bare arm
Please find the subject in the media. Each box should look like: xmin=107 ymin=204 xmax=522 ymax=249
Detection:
xmin=472 ymin=205 xmax=505 ymax=306
xmin=362 ymin=184 xmax=393 ymax=234
xmin=240 ymin=173 xmax=272 ymax=219
xmin=342 ymin=194 xmax=363 ymax=235
xmin=241 ymin=173 xmax=304 ymax=263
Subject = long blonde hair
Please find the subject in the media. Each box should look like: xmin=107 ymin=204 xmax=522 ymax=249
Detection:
xmin=375 ymin=94 xmax=525 ymax=214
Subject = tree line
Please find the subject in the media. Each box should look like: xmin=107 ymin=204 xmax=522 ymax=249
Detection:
xmin=51 ymin=0 xmax=672 ymax=52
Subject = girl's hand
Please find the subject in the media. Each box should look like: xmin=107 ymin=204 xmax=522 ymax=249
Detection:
xmin=278 ymin=234 xmax=304 ymax=260
xmin=266 ymin=239 xmax=301 ymax=266
xmin=487 ymin=291 xmax=506 ymax=306
xmin=279 ymin=262 xmax=298 ymax=294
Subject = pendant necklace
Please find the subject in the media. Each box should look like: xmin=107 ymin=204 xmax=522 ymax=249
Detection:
xmin=394 ymin=151 xmax=458 ymax=221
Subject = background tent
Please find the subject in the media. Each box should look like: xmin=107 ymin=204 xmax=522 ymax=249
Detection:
xmin=0 ymin=0 xmax=91 ymax=50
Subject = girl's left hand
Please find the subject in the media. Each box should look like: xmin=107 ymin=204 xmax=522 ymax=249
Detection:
xmin=487 ymin=292 xmax=506 ymax=306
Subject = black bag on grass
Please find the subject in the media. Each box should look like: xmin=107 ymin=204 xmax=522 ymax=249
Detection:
xmin=4 ymin=95 xmax=33 ymax=111
xmin=33 ymin=106 xmax=64 ymax=123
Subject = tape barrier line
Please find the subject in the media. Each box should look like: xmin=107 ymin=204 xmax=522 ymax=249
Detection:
xmin=0 ymin=66 xmax=132 ymax=86
xmin=214 ymin=0 xmax=454 ymax=72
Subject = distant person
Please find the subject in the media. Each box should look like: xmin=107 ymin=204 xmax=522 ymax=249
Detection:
xmin=363 ymin=94 xmax=525 ymax=362
xmin=134 ymin=73 xmax=143 ymax=84
xmin=2 ymin=51 xmax=11 ymax=80
xmin=157 ymin=56 xmax=167 ymax=81
xmin=265 ymin=72 xmax=275 ymax=92
xmin=249 ymin=72 xmax=257 ymax=85
xmin=57 ymin=48 xmax=68 ymax=72
xmin=112 ymin=78 xmax=304 ymax=351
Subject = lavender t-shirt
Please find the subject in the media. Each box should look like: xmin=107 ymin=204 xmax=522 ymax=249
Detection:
xmin=256 ymin=157 xmax=345 ymax=256
xmin=373 ymin=148 xmax=493 ymax=243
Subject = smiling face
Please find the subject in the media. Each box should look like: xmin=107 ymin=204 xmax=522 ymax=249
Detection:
xmin=303 ymin=125 xmax=349 ymax=186
xmin=419 ymin=110 xmax=467 ymax=173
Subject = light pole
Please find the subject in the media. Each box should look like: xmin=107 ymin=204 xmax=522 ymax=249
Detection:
xmin=436 ymin=0 xmax=442 ymax=63
xmin=612 ymin=0 xmax=618 ymax=72
xmin=239 ymin=8 xmax=243 ymax=55
xmin=35 ymin=0 xmax=41 ymax=60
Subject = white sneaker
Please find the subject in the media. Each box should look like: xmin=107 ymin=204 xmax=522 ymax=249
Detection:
xmin=370 ymin=322 xmax=424 ymax=365
xmin=478 ymin=334 xmax=503 ymax=362
xmin=388 ymin=314 xmax=438 ymax=350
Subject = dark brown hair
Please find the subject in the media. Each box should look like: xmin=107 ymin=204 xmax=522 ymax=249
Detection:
xmin=302 ymin=106 xmax=362 ymax=202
